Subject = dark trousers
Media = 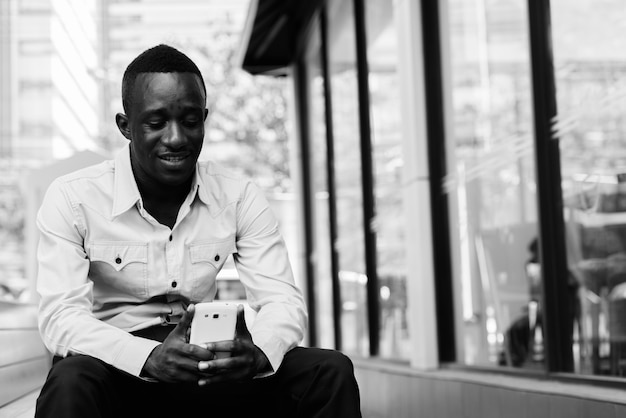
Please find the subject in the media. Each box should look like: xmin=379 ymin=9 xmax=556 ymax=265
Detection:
xmin=35 ymin=332 xmax=361 ymax=418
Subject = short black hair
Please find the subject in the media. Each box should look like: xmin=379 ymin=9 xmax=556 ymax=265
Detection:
xmin=121 ymin=44 xmax=206 ymax=114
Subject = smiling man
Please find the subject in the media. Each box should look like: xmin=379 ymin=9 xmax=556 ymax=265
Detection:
xmin=34 ymin=44 xmax=361 ymax=417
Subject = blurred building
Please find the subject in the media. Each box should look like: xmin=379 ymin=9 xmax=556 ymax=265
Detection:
xmin=0 ymin=0 xmax=104 ymax=163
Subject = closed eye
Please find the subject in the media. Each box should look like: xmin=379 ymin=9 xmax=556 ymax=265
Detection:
xmin=146 ymin=119 xmax=166 ymax=129
xmin=182 ymin=118 xmax=202 ymax=128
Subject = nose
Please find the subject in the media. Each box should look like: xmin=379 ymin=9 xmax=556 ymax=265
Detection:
xmin=163 ymin=121 xmax=186 ymax=148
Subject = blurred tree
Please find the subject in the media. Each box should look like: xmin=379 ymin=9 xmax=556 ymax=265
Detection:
xmin=182 ymin=31 xmax=291 ymax=193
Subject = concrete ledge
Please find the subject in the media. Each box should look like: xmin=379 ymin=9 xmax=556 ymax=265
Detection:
xmin=0 ymin=388 xmax=39 ymax=418
xmin=352 ymin=357 xmax=626 ymax=405
xmin=0 ymin=302 xmax=49 ymax=409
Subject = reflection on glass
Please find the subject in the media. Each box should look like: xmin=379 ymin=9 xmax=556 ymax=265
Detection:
xmin=443 ymin=0 xmax=541 ymax=368
xmin=365 ymin=0 xmax=409 ymax=359
xmin=327 ymin=0 xmax=369 ymax=356
xmin=553 ymin=0 xmax=626 ymax=376
xmin=305 ymin=22 xmax=335 ymax=349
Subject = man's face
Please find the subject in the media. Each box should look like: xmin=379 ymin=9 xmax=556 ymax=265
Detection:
xmin=120 ymin=72 xmax=208 ymax=188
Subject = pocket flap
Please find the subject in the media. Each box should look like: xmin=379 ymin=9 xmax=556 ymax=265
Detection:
xmin=89 ymin=242 xmax=148 ymax=271
xmin=190 ymin=239 xmax=236 ymax=267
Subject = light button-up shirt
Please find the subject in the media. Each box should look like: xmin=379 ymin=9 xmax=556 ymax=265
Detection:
xmin=36 ymin=144 xmax=307 ymax=378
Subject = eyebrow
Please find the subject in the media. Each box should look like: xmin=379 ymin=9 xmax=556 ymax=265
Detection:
xmin=141 ymin=105 xmax=204 ymax=118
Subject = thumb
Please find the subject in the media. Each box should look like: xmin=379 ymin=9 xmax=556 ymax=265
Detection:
xmin=235 ymin=304 xmax=250 ymax=339
xmin=173 ymin=304 xmax=195 ymax=339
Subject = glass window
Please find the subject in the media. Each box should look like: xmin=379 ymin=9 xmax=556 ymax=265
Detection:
xmin=327 ymin=0 xmax=369 ymax=356
xmin=443 ymin=0 xmax=541 ymax=368
xmin=364 ymin=0 xmax=409 ymax=359
xmin=552 ymin=0 xmax=626 ymax=377
xmin=305 ymin=20 xmax=336 ymax=349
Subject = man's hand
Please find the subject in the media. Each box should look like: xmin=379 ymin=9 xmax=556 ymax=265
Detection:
xmin=196 ymin=304 xmax=271 ymax=385
xmin=141 ymin=304 xmax=214 ymax=383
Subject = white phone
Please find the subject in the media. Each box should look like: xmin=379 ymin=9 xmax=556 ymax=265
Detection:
xmin=190 ymin=302 xmax=238 ymax=358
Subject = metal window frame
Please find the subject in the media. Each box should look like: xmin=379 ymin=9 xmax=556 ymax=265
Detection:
xmin=420 ymin=0 xmax=456 ymax=363
xmin=353 ymin=0 xmax=380 ymax=357
xmin=293 ymin=56 xmax=318 ymax=348
xmin=301 ymin=0 xmax=382 ymax=356
xmin=319 ymin=8 xmax=344 ymax=351
xmin=527 ymin=0 xmax=573 ymax=373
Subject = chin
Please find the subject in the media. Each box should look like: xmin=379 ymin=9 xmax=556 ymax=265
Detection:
xmin=162 ymin=176 xmax=193 ymax=188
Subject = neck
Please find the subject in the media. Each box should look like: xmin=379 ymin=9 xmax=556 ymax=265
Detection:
xmin=135 ymin=178 xmax=192 ymax=229
xmin=129 ymin=151 xmax=194 ymax=204
xmin=136 ymin=177 xmax=191 ymax=204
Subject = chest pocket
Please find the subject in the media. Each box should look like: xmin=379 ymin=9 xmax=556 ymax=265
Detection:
xmin=88 ymin=242 xmax=149 ymax=298
xmin=189 ymin=238 xmax=236 ymax=300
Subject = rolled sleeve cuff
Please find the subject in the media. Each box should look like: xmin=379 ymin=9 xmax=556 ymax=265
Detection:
xmin=113 ymin=337 xmax=161 ymax=378
xmin=252 ymin=331 xmax=291 ymax=378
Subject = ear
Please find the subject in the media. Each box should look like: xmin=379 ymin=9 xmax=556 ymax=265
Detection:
xmin=203 ymin=108 xmax=209 ymax=122
xmin=115 ymin=113 xmax=131 ymax=140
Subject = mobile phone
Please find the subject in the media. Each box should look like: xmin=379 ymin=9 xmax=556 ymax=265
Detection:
xmin=190 ymin=302 xmax=237 ymax=358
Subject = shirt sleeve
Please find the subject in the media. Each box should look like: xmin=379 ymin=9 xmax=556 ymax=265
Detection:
xmin=234 ymin=181 xmax=308 ymax=375
xmin=36 ymin=180 xmax=160 ymax=377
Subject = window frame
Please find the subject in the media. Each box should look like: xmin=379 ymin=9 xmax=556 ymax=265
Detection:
xmin=294 ymin=0 xmax=626 ymax=387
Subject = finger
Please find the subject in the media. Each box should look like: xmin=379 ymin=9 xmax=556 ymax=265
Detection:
xmin=235 ymin=304 xmax=249 ymax=338
xmin=184 ymin=343 xmax=216 ymax=361
xmin=172 ymin=304 xmax=195 ymax=338
xmin=198 ymin=357 xmax=235 ymax=374
xmin=205 ymin=340 xmax=235 ymax=354
xmin=155 ymin=356 xmax=207 ymax=383
xmin=177 ymin=357 xmax=210 ymax=374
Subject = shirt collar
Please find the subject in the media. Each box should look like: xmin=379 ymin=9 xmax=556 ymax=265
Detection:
xmin=192 ymin=163 xmax=211 ymax=207
xmin=112 ymin=144 xmax=141 ymax=218
xmin=111 ymin=144 xmax=211 ymax=217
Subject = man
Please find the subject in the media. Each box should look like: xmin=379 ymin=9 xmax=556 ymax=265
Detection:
xmin=35 ymin=44 xmax=361 ymax=417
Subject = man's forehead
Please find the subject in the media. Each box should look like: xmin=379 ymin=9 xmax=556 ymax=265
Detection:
xmin=126 ymin=72 xmax=206 ymax=117
xmin=134 ymin=71 xmax=204 ymax=89
xmin=131 ymin=72 xmax=206 ymax=105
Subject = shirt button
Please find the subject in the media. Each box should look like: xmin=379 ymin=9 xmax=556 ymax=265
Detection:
xmin=169 ymin=235 xmax=173 ymax=241
xmin=115 ymin=257 xmax=122 ymax=264
xmin=171 ymin=281 xmax=177 ymax=288
xmin=214 ymin=254 xmax=220 ymax=262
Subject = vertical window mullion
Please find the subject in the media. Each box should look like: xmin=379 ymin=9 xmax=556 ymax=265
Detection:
xmin=353 ymin=0 xmax=380 ymax=357
xmin=421 ymin=0 xmax=456 ymax=363
xmin=295 ymin=57 xmax=318 ymax=348
xmin=320 ymin=8 xmax=343 ymax=351
xmin=527 ymin=0 xmax=572 ymax=372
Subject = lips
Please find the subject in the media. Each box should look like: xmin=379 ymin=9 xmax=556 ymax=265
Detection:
xmin=157 ymin=152 xmax=192 ymax=169
xmin=158 ymin=152 xmax=190 ymax=162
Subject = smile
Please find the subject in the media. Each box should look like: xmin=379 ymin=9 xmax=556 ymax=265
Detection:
xmin=159 ymin=153 xmax=189 ymax=162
